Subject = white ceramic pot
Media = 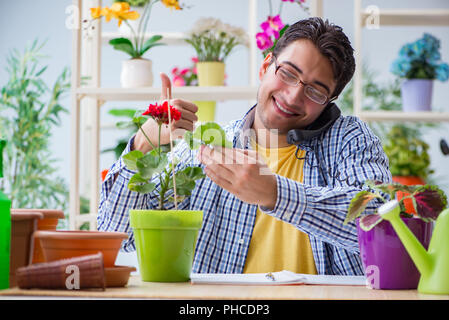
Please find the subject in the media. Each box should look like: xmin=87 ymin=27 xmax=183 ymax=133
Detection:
xmin=401 ymin=79 xmax=433 ymax=112
xmin=120 ymin=58 xmax=153 ymax=88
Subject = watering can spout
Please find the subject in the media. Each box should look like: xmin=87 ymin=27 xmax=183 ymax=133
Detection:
xmin=379 ymin=200 xmax=433 ymax=277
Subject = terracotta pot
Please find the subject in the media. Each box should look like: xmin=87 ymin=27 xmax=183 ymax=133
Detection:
xmin=34 ymin=230 xmax=127 ymax=267
xmin=104 ymin=265 xmax=136 ymax=287
xmin=10 ymin=211 xmax=43 ymax=287
xmin=392 ymin=176 xmax=426 ymax=215
xmin=11 ymin=209 xmax=65 ymax=264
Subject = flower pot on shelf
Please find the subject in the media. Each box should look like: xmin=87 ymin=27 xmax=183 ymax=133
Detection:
xmin=129 ymin=209 xmax=203 ymax=282
xmin=401 ymin=79 xmax=433 ymax=112
xmin=196 ymin=61 xmax=225 ymax=86
xmin=193 ymin=101 xmax=216 ymax=122
xmin=121 ymin=58 xmax=153 ymax=88
xmin=392 ymin=176 xmax=426 ymax=215
xmin=357 ymin=217 xmax=433 ymax=290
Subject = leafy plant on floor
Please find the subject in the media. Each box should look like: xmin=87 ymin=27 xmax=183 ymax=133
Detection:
xmin=0 ymin=40 xmax=70 ymax=210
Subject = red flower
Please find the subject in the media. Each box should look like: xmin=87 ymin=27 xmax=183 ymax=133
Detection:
xmin=142 ymin=101 xmax=181 ymax=125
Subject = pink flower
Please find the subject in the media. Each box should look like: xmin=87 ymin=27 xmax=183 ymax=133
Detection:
xmin=256 ymin=32 xmax=273 ymax=50
xmin=261 ymin=15 xmax=284 ymax=39
xmin=171 ymin=67 xmax=179 ymax=76
xmin=173 ymin=75 xmax=186 ymax=87
xmin=179 ymin=68 xmax=190 ymax=76
xmin=191 ymin=57 xmax=198 ymax=64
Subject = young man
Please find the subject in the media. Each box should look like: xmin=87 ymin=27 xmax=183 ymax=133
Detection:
xmin=98 ymin=17 xmax=391 ymax=275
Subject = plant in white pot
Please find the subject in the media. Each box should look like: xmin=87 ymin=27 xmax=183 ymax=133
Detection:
xmin=121 ymin=101 xmax=231 ymax=282
xmin=390 ymin=33 xmax=449 ymax=112
xmin=344 ymin=181 xmax=447 ymax=290
xmin=185 ymin=17 xmax=248 ymax=86
xmin=89 ymin=1 xmax=183 ymax=88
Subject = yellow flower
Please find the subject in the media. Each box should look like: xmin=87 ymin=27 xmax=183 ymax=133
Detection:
xmin=109 ymin=2 xmax=140 ymax=27
xmin=90 ymin=7 xmax=102 ymax=19
xmin=161 ymin=0 xmax=182 ymax=10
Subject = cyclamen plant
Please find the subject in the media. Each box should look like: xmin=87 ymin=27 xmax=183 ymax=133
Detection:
xmin=344 ymin=180 xmax=448 ymax=231
xmin=256 ymin=0 xmax=309 ymax=57
xmin=122 ymin=101 xmax=232 ymax=210
xmin=390 ymin=33 xmax=449 ymax=81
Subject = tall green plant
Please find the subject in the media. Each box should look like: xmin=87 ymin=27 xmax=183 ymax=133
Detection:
xmin=0 ymin=40 xmax=70 ymax=210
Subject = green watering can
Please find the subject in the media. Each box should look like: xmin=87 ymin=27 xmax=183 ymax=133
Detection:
xmin=379 ymin=200 xmax=449 ymax=295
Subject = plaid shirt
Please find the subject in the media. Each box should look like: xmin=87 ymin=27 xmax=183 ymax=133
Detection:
xmin=98 ymin=105 xmax=392 ymax=275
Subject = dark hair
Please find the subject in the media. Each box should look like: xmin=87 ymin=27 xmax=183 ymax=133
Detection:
xmin=273 ymin=17 xmax=355 ymax=98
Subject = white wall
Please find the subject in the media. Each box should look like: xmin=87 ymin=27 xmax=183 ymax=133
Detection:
xmin=1 ymin=0 xmax=449 ymax=269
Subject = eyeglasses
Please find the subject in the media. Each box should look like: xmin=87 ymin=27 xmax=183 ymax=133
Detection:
xmin=273 ymin=57 xmax=335 ymax=105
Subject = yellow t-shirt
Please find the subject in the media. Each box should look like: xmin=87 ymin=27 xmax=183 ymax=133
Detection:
xmin=243 ymin=140 xmax=317 ymax=274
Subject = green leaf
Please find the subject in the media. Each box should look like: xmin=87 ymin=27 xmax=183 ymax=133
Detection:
xmin=128 ymin=180 xmax=156 ymax=194
xmin=132 ymin=115 xmax=148 ymax=127
xmin=184 ymin=130 xmax=201 ymax=150
xmin=116 ymin=120 xmax=136 ymax=129
xmin=136 ymin=149 xmax=167 ymax=179
xmin=123 ymin=150 xmax=144 ymax=171
xmin=109 ymin=37 xmax=137 ymax=58
xmin=140 ymin=35 xmax=164 ymax=56
xmin=192 ymin=122 xmax=232 ymax=148
xmin=344 ymin=191 xmax=382 ymax=225
xmin=108 ymin=108 xmax=137 ymax=118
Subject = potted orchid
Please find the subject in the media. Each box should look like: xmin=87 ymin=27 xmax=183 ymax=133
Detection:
xmin=390 ymin=33 xmax=449 ymax=111
xmin=123 ymin=101 xmax=231 ymax=282
xmin=256 ymin=0 xmax=309 ymax=57
xmin=344 ymin=181 xmax=447 ymax=290
xmin=89 ymin=1 xmax=183 ymax=87
xmin=185 ymin=17 xmax=248 ymax=86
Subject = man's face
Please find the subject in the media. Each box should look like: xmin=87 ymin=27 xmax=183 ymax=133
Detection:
xmin=255 ymin=39 xmax=337 ymax=136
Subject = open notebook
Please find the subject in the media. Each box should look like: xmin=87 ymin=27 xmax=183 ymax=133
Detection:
xmin=190 ymin=270 xmax=366 ymax=286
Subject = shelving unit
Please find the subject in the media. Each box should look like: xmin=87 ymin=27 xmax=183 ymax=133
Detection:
xmin=69 ymin=0 xmax=324 ymax=230
xmin=353 ymin=0 xmax=449 ymax=121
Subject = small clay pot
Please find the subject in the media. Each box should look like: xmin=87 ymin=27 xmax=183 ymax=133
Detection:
xmin=34 ymin=230 xmax=128 ymax=267
xmin=11 ymin=209 xmax=65 ymax=263
xmin=104 ymin=265 xmax=136 ymax=287
xmin=10 ymin=211 xmax=43 ymax=287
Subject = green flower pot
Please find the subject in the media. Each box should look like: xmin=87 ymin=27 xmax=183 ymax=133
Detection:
xmin=129 ymin=209 xmax=203 ymax=282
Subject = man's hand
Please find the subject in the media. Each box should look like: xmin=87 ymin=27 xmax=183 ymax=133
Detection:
xmin=198 ymin=145 xmax=278 ymax=210
xmin=132 ymin=72 xmax=198 ymax=153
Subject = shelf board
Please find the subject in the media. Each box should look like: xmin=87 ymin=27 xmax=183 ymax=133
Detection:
xmin=76 ymin=86 xmax=258 ymax=101
xmin=100 ymin=32 xmax=187 ymax=46
xmin=361 ymin=9 xmax=449 ymax=26
xmin=358 ymin=111 xmax=449 ymax=122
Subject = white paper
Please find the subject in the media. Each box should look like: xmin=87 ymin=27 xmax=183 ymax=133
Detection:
xmin=190 ymin=270 xmax=366 ymax=286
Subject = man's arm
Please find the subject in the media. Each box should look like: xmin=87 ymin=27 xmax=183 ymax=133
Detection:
xmin=259 ymin=119 xmax=391 ymax=253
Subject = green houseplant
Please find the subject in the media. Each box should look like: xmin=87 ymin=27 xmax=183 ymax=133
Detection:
xmin=344 ymin=181 xmax=447 ymax=289
xmin=383 ymin=125 xmax=433 ymax=214
xmin=0 ymin=40 xmax=70 ymax=211
xmin=89 ymin=1 xmax=182 ymax=87
xmin=390 ymin=33 xmax=449 ymax=111
xmin=122 ymin=101 xmax=231 ymax=282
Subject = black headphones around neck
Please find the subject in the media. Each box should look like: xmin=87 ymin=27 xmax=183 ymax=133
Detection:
xmin=286 ymin=103 xmax=341 ymax=144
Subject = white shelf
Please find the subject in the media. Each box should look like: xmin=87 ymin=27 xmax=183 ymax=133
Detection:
xmin=76 ymin=86 xmax=258 ymax=101
xmin=360 ymin=9 xmax=449 ymax=27
xmin=358 ymin=111 xmax=449 ymax=122
xmin=100 ymin=31 xmax=187 ymax=46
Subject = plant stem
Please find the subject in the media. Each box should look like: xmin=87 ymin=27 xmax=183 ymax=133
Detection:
xmin=268 ymin=0 xmax=273 ymax=16
xmin=137 ymin=123 xmax=157 ymax=151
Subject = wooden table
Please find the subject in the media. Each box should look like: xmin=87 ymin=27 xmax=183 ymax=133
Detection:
xmin=0 ymin=275 xmax=448 ymax=300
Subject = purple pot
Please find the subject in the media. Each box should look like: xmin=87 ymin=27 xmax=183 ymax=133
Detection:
xmin=401 ymin=79 xmax=433 ymax=111
xmin=356 ymin=217 xmax=433 ymax=290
